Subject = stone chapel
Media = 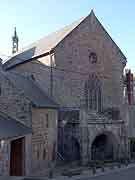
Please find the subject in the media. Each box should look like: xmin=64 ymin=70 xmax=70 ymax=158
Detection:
xmin=1 ymin=10 xmax=128 ymax=175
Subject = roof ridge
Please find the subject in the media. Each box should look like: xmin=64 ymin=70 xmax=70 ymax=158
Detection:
xmin=28 ymin=16 xmax=86 ymax=49
xmin=3 ymin=14 xmax=88 ymax=69
xmin=0 ymin=109 xmax=29 ymax=127
xmin=91 ymin=11 xmax=127 ymax=61
xmin=8 ymin=16 xmax=86 ymax=59
xmin=4 ymin=10 xmax=126 ymax=69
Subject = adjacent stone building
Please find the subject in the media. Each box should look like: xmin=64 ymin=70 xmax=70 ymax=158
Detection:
xmin=124 ymin=69 xmax=135 ymax=159
xmin=3 ymin=10 xmax=128 ymax=175
xmin=0 ymin=64 xmax=58 ymax=176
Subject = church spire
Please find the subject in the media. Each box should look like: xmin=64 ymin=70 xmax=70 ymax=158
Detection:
xmin=12 ymin=27 xmax=19 ymax=54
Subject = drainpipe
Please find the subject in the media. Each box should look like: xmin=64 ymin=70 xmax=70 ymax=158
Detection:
xmin=49 ymin=50 xmax=54 ymax=97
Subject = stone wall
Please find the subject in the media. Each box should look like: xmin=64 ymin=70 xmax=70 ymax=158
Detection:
xmin=0 ymin=140 xmax=10 ymax=175
xmin=9 ymin=12 xmax=126 ymax=112
xmin=88 ymin=123 xmax=126 ymax=157
xmin=31 ymin=107 xmax=58 ymax=173
xmin=11 ymin=60 xmax=51 ymax=97
xmin=0 ymin=70 xmax=32 ymax=127
xmin=0 ymin=135 xmax=32 ymax=176
xmin=53 ymin=12 xmax=125 ymax=110
xmin=79 ymin=107 xmax=128 ymax=162
xmin=25 ymin=134 xmax=32 ymax=175
xmin=6 ymin=12 xmax=128 ymax=164
xmin=0 ymin=70 xmax=32 ymax=175
xmin=0 ymin=69 xmax=58 ymax=175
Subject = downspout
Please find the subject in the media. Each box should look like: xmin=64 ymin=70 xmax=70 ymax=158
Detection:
xmin=49 ymin=50 xmax=54 ymax=97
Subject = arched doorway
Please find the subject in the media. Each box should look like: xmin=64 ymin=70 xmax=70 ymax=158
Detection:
xmin=10 ymin=137 xmax=25 ymax=176
xmin=59 ymin=135 xmax=81 ymax=162
xmin=91 ymin=133 xmax=114 ymax=161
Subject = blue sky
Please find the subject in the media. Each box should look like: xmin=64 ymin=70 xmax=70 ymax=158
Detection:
xmin=0 ymin=0 xmax=134 ymax=69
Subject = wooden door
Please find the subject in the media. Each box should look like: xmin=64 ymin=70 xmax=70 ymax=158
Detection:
xmin=10 ymin=137 xmax=25 ymax=176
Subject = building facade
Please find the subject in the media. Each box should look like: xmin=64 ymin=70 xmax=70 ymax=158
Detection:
xmin=0 ymin=65 xmax=58 ymax=176
xmin=3 ymin=10 xmax=128 ymax=174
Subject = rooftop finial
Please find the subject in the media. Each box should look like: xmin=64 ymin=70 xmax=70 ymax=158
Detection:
xmin=90 ymin=9 xmax=95 ymax=16
xmin=12 ymin=27 xmax=19 ymax=54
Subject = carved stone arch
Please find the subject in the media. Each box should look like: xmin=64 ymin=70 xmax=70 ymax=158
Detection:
xmin=59 ymin=133 xmax=81 ymax=162
xmin=90 ymin=130 xmax=119 ymax=160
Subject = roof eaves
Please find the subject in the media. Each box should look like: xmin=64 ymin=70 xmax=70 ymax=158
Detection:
xmin=52 ymin=16 xmax=88 ymax=51
xmin=93 ymin=13 xmax=127 ymax=62
xmin=3 ymin=50 xmax=54 ymax=70
xmin=3 ymin=16 xmax=87 ymax=70
xmin=32 ymin=104 xmax=59 ymax=109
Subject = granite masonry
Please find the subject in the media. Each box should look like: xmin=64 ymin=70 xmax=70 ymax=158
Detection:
xmin=2 ymin=10 xmax=128 ymax=175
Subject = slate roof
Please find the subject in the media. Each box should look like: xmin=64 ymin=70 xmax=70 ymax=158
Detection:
xmin=3 ymin=10 xmax=127 ymax=70
xmin=4 ymin=16 xmax=85 ymax=70
xmin=0 ymin=111 xmax=32 ymax=139
xmin=4 ymin=71 xmax=58 ymax=108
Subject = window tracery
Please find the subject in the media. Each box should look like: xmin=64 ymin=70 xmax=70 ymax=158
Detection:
xmin=84 ymin=74 xmax=102 ymax=112
xmin=89 ymin=52 xmax=98 ymax=64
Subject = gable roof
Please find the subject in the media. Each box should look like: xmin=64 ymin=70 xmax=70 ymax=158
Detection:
xmin=4 ymin=16 xmax=86 ymax=70
xmin=4 ymin=71 xmax=58 ymax=108
xmin=4 ymin=10 xmax=126 ymax=70
xmin=0 ymin=111 xmax=32 ymax=139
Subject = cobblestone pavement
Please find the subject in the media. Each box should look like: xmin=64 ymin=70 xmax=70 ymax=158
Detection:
xmin=87 ymin=166 xmax=135 ymax=180
xmin=0 ymin=177 xmax=45 ymax=180
xmin=1 ymin=164 xmax=135 ymax=180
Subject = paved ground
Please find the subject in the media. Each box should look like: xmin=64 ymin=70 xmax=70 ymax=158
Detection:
xmin=88 ymin=166 xmax=135 ymax=180
xmin=1 ymin=165 xmax=135 ymax=180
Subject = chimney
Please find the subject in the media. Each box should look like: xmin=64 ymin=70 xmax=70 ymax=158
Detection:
xmin=125 ymin=69 xmax=134 ymax=105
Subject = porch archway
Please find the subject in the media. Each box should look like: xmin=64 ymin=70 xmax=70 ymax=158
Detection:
xmin=91 ymin=132 xmax=117 ymax=161
xmin=59 ymin=135 xmax=81 ymax=162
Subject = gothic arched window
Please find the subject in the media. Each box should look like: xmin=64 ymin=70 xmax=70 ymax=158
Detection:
xmin=84 ymin=74 xmax=102 ymax=112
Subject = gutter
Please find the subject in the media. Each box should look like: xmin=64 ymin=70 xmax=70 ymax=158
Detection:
xmin=3 ymin=49 xmax=54 ymax=70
